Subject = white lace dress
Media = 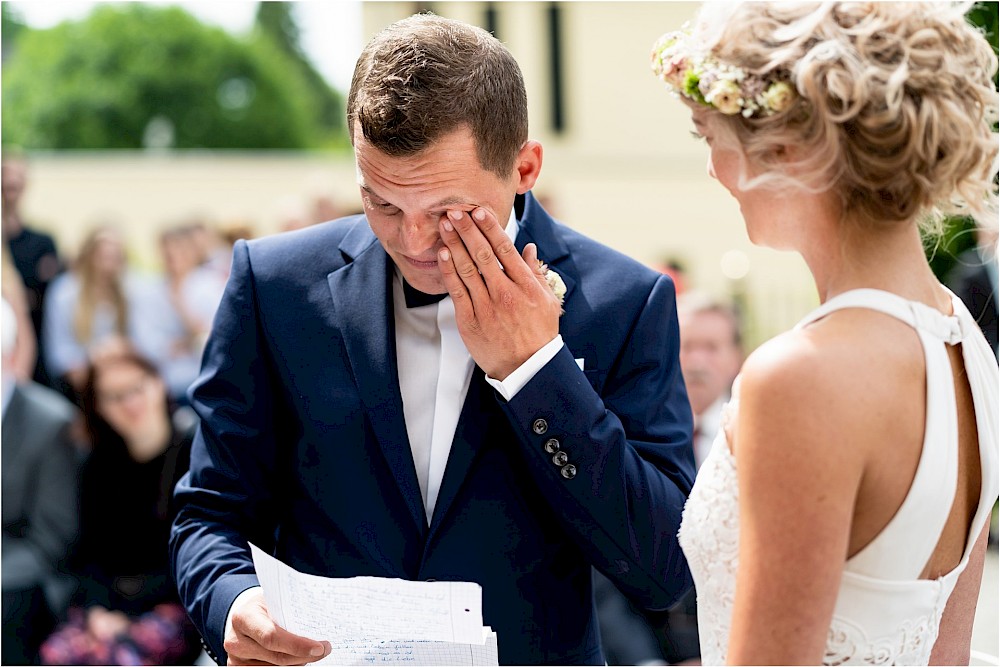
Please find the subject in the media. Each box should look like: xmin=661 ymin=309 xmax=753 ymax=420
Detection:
xmin=678 ymin=289 xmax=999 ymax=666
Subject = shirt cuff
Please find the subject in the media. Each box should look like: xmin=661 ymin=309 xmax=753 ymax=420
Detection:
xmin=226 ymin=585 xmax=262 ymax=640
xmin=485 ymin=335 xmax=564 ymax=401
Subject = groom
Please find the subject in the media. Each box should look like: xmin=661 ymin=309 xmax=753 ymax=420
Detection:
xmin=170 ymin=13 xmax=694 ymax=666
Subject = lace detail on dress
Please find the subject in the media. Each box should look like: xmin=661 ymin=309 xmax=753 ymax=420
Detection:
xmin=824 ymin=612 xmax=940 ymax=666
xmin=677 ymin=396 xmax=741 ymax=666
xmin=679 ymin=422 xmax=952 ymax=666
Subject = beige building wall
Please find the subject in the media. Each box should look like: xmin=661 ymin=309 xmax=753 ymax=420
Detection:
xmin=12 ymin=2 xmax=818 ymax=348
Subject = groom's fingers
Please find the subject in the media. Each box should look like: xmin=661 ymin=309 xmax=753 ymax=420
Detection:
xmin=227 ymin=594 xmax=329 ymax=665
xmin=444 ymin=208 xmax=508 ymax=289
xmin=437 ymin=246 xmax=473 ymax=318
xmin=439 ymin=214 xmax=490 ymax=308
xmin=522 ymin=243 xmax=549 ymax=290
xmin=468 ymin=206 xmax=537 ymax=287
xmin=438 ymin=232 xmax=477 ymax=321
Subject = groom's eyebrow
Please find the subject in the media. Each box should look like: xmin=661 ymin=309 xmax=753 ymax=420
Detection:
xmin=360 ymin=184 xmax=473 ymax=212
xmin=360 ymin=184 xmax=389 ymax=203
xmin=432 ymin=195 xmax=472 ymax=209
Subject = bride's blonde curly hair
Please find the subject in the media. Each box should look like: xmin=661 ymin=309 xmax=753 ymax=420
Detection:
xmin=691 ymin=2 xmax=998 ymax=234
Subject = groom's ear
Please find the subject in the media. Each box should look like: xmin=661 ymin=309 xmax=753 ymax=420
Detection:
xmin=514 ymin=141 xmax=543 ymax=194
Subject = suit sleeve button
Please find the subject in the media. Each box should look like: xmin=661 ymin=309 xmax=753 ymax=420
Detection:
xmin=532 ymin=418 xmax=548 ymax=435
xmin=543 ymin=438 xmax=560 ymax=454
xmin=560 ymin=463 xmax=577 ymax=479
xmin=552 ymin=451 xmax=569 ymax=466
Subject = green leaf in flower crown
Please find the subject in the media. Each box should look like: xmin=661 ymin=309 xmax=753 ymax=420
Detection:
xmin=683 ymin=70 xmax=707 ymax=105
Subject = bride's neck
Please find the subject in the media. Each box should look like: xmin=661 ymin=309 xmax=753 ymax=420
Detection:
xmin=798 ymin=211 xmax=948 ymax=312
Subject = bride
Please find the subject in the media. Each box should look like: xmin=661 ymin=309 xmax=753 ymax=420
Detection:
xmin=652 ymin=3 xmax=999 ymax=665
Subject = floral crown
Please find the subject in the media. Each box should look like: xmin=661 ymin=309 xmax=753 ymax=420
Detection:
xmin=651 ymin=26 xmax=797 ymax=118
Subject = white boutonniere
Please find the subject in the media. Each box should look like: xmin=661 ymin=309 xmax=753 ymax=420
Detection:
xmin=537 ymin=260 xmax=566 ymax=313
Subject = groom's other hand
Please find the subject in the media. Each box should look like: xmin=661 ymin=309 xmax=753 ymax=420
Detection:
xmin=438 ymin=206 xmax=561 ymax=380
xmin=224 ymin=588 xmax=330 ymax=665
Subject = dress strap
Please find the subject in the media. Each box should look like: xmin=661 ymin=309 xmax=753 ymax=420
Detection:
xmin=796 ymin=288 xmax=961 ymax=580
xmin=794 ymin=288 xmax=970 ymax=345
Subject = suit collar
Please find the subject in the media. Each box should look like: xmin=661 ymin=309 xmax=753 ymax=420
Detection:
xmin=337 ymin=217 xmax=380 ymax=262
xmin=516 ymin=192 xmax=576 ymax=303
xmin=515 ymin=192 xmax=570 ymax=263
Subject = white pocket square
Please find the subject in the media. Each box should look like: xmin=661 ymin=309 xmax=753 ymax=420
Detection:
xmin=575 ymin=358 xmax=585 ymax=371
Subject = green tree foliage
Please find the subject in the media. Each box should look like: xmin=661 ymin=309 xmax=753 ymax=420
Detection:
xmin=1 ymin=4 xmax=343 ymax=149
xmin=254 ymin=2 xmax=345 ymax=141
xmin=927 ymin=1 xmax=998 ymax=281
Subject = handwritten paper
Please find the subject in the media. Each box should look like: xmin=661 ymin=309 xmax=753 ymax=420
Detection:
xmin=249 ymin=543 xmax=499 ymax=665
xmin=321 ymin=634 xmax=499 ymax=666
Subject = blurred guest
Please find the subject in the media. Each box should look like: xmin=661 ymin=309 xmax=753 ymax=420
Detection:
xmin=42 ymin=227 xmax=131 ymax=396
xmin=677 ymin=294 xmax=743 ymax=468
xmin=3 ymin=248 xmax=38 ymax=381
xmin=2 ymin=298 xmax=81 ymax=666
xmin=946 ymin=226 xmax=998 ymax=357
xmin=41 ymin=227 xmax=170 ymax=401
xmin=156 ymin=226 xmax=226 ymax=400
xmin=40 ymin=351 xmax=199 ymax=666
xmin=186 ymin=221 xmax=232 ymax=282
xmin=2 ymin=155 xmax=62 ymax=385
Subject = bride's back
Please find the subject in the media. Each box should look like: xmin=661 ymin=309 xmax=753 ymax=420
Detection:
xmin=812 ymin=307 xmax=985 ymax=579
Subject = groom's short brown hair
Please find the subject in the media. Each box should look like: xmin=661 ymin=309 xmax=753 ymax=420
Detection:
xmin=347 ymin=13 xmax=528 ymax=179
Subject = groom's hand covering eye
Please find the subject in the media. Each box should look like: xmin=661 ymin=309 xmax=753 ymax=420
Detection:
xmin=437 ymin=206 xmax=561 ymax=381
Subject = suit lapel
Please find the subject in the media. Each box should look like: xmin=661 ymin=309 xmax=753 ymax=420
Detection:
xmin=326 ymin=225 xmax=428 ymax=537
xmin=426 ymin=366 xmax=490 ymax=537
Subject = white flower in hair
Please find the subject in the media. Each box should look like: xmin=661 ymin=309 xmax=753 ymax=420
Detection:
xmin=705 ymin=79 xmax=743 ymax=116
xmin=762 ymin=81 xmax=796 ymax=113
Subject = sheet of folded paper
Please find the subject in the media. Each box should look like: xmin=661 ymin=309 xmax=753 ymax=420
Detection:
xmin=249 ymin=543 xmax=499 ymax=665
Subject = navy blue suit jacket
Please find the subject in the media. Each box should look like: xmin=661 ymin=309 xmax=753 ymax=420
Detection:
xmin=170 ymin=193 xmax=695 ymax=665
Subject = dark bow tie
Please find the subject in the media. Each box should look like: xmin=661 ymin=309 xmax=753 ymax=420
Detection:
xmin=402 ymin=280 xmax=447 ymax=308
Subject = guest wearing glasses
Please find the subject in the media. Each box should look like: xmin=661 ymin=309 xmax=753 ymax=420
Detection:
xmin=40 ymin=350 xmax=200 ymax=666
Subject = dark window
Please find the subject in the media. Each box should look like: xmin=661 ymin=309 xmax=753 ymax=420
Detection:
xmin=547 ymin=3 xmax=565 ymax=133
xmin=485 ymin=3 xmax=499 ymax=37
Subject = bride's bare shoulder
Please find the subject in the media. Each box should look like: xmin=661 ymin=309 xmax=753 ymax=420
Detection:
xmin=736 ymin=309 xmax=924 ymax=458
